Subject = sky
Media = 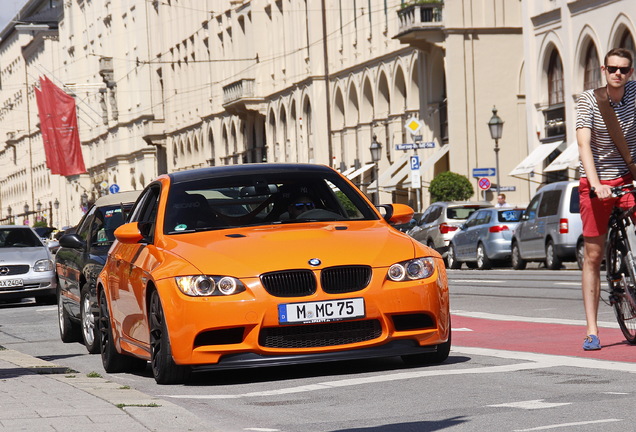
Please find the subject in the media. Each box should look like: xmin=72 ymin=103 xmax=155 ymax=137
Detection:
xmin=0 ymin=0 xmax=26 ymax=31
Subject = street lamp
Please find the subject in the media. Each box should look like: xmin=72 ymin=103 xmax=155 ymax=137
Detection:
xmin=488 ymin=106 xmax=504 ymax=196
xmin=54 ymin=199 xmax=59 ymax=228
xmin=7 ymin=206 xmax=11 ymax=224
xmin=36 ymin=200 xmax=42 ymax=212
xmin=369 ymin=134 xmax=382 ymax=205
xmin=24 ymin=203 xmax=29 ymax=215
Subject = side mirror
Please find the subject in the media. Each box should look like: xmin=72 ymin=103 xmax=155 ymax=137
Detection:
xmin=58 ymin=233 xmax=86 ymax=250
xmin=114 ymin=222 xmax=144 ymax=244
xmin=384 ymin=203 xmax=414 ymax=225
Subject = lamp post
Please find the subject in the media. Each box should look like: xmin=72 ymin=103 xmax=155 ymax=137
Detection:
xmin=54 ymin=198 xmax=59 ymax=228
xmin=7 ymin=206 xmax=11 ymax=225
xmin=81 ymin=192 xmax=88 ymax=213
xmin=369 ymin=134 xmax=382 ymax=205
xmin=488 ymin=106 xmax=504 ymax=197
xmin=24 ymin=203 xmax=29 ymax=225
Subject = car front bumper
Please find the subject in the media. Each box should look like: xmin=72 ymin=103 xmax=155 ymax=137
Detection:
xmin=156 ymin=265 xmax=450 ymax=367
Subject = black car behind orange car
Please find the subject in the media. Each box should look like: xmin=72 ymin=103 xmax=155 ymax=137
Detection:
xmin=56 ymin=191 xmax=141 ymax=353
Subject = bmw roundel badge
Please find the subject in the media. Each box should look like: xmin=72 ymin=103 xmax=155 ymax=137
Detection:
xmin=308 ymin=258 xmax=321 ymax=267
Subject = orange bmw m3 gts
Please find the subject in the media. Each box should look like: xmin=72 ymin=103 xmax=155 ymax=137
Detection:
xmin=97 ymin=164 xmax=450 ymax=384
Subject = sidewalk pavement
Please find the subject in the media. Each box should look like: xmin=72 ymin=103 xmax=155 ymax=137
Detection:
xmin=0 ymin=346 xmax=218 ymax=432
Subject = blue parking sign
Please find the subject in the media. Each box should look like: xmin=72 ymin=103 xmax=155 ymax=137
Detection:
xmin=410 ymin=156 xmax=420 ymax=170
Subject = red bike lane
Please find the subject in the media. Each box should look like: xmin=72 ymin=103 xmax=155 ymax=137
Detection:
xmin=452 ymin=314 xmax=636 ymax=362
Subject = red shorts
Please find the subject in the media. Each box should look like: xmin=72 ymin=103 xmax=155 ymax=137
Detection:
xmin=579 ymin=174 xmax=635 ymax=237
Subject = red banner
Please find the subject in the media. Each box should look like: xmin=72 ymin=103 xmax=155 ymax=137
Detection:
xmin=37 ymin=76 xmax=86 ymax=176
xmin=34 ymin=85 xmax=61 ymax=174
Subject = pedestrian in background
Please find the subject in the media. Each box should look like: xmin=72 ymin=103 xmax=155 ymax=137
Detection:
xmin=495 ymin=194 xmax=509 ymax=207
xmin=576 ymin=47 xmax=636 ymax=351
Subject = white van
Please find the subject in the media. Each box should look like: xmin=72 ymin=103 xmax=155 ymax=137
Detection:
xmin=511 ymin=181 xmax=583 ymax=270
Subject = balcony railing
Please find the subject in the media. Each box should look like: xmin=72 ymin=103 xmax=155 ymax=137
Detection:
xmin=397 ymin=2 xmax=444 ymax=32
xmin=223 ymin=79 xmax=255 ymax=105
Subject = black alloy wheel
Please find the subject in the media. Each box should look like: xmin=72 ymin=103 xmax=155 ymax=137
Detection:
xmin=99 ymin=289 xmax=147 ymax=373
xmin=149 ymin=290 xmax=191 ymax=385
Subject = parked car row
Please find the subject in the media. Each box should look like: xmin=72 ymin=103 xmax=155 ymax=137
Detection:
xmin=406 ymin=180 xmax=583 ymax=271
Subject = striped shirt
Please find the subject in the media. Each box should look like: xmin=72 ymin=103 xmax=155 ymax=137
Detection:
xmin=576 ymin=80 xmax=636 ymax=180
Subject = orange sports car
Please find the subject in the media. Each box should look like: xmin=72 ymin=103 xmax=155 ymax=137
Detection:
xmin=97 ymin=163 xmax=450 ymax=384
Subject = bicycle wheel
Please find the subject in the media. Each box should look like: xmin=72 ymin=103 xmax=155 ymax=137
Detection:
xmin=606 ymin=225 xmax=636 ymax=344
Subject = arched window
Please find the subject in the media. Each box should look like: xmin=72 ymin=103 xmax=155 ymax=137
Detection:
xmin=583 ymin=44 xmax=601 ymax=90
xmin=620 ymin=31 xmax=635 ymax=81
xmin=548 ymin=51 xmax=564 ymax=105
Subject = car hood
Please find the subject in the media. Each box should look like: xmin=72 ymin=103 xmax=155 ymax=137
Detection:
xmin=159 ymin=221 xmax=419 ymax=277
xmin=0 ymin=247 xmax=50 ymax=264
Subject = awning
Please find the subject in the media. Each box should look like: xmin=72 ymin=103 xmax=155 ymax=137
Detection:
xmin=385 ymin=144 xmax=451 ymax=190
xmin=509 ymin=141 xmax=563 ymax=176
xmin=347 ymin=163 xmax=375 ymax=181
xmin=367 ymin=153 xmax=410 ymax=193
xmin=543 ymin=142 xmax=579 ymax=172
xmin=340 ymin=166 xmax=356 ymax=177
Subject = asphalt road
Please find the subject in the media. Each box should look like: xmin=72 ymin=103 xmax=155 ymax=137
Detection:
xmin=2 ymin=266 xmax=636 ymax=431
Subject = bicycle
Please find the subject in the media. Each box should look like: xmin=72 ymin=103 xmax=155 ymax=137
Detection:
xmin=592 ymin=184 xmax=636 ymax=343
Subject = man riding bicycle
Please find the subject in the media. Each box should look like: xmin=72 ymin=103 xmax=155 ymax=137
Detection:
xmin=577 ymin=47 xmax=636 ymax=351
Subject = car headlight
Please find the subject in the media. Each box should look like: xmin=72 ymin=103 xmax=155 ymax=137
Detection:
xmin=175 ymin=275 xmax=246 ymax=297
xmin=34 ymin=259 xmax=53 ymax=272
xmin=387 ymin=258 xmax=435 ymax=281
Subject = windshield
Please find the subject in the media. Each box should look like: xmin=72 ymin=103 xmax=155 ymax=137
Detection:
xmin=163 ymin=171 xmax=379 ymax=234
xmin=0 ymin=228 xmax=42 ymax=248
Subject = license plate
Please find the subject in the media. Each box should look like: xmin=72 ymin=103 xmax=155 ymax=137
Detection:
xmin=278 ymin=298 xmax=365 ymax=324
xmin=0 ymin=279 xmax=23 ymax=288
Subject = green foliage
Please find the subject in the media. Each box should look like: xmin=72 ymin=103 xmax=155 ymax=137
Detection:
xmin=336 ymin=191 xmax=359 ymax=215
xmin=428 ymin=171 xmax=474 ymax=202
xmin=33 ymin=220 xmax=48 ymax=228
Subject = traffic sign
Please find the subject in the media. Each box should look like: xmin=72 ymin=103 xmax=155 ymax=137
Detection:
xmin=410 ymin=155 xmax=420 ymax=170
xmin=404 ymin=116 xmax=423 ymax=135
xmin=472 ymin=167 xmax=496 ymax=177
xmin=478 ymin=177 xmax=491 ymax=190
xmin=109 ymin=184 xmax=120 ymax=194
xmin=395 ymin=142 xmax=436 ymax=151
xmin=491 ymin=186 xmax=516 ymax=192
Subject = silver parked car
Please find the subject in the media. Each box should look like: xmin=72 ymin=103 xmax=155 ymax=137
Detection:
xmin=447 ymin=207 xmax=525 ymax=270
xmin=0 ymin=225 xmax=57 ymax=304
xmin=407 ymin=201 xmax=494 ymax=262
xmin=511 ymin=181 xmax=583 ymax=270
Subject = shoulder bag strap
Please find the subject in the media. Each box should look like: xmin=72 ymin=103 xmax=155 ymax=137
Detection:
xmin=593 ymin=86 xmax=636 ymax=179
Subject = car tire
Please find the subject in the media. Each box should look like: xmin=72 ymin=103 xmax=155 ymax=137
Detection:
xmin=447 ymin=244 xmax=462 ymax=269
xmin=576 ymin=238 xmax=585 ymax=270
xmin=149 ymin=290 xmax=191 ymax=385
xmin=81 ymin=284 xmax=100 ymax=354
xmin=545 ymin=239 xmax=562 ymax=270
xmin=99 ymin=289 xmax=147 ymax=373
xmin=511 ymin=242 xmax=526 ymax=270
xmin=476 ymin=243 xmax=492 ymax=270
xmin=402 ymin=328 xmax=451 ymax=365
xmin=58 ymin=286 xmax=81 ymax=343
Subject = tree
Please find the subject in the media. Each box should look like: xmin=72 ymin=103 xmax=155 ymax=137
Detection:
xmin=429 ymin=171 xmax=474 ymax=202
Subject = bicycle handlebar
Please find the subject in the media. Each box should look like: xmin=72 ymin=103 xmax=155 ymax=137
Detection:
xmin=589 ymin=184 xmax=635 ymax=199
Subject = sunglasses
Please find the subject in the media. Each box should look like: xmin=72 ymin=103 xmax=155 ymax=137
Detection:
xmin=293 ymin=202 xmax=315 ymax=210
xmin=606 ymin=65 xmax=632 ymax=74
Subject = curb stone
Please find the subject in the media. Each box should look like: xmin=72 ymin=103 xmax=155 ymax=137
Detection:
xmin=0 ymin=346 xmax=219 ymax=432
